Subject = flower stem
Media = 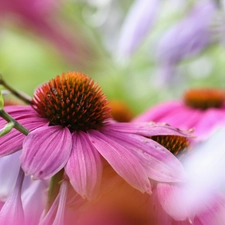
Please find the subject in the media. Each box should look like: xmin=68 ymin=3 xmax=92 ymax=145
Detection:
xmin=46 ymin=169 xmax=64 ymax=213
xmin=0 ymin=75 xmax=32 ymax=104
xmin=0 ymin=109 xmax=29 ymax=135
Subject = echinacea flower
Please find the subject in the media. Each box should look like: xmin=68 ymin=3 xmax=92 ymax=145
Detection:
xmin=0 ymin=71 xmax=191 ymax=200
xmin=134 ymin=88 xmax=225 ymax=140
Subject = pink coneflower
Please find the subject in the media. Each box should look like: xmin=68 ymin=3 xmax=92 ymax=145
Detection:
xmin=0 ymin=71 xmax=191 ymax=200
xmin=134 ymin=88 xmax=225 ymax=140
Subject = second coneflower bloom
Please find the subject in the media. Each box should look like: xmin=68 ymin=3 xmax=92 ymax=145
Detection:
xmin=0 ymin=72 xmax=191 ymax=199
xmin=134 ymin=88 xmax=225 ymax=140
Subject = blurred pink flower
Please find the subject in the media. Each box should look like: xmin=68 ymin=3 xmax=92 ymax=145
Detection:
xmin=134 ymin=88 xmax=225 ymax=141
xmin=0 ymin=0 xmax=93 ymax=66
xmin=0 ymin=71 xmax=190 ymax=200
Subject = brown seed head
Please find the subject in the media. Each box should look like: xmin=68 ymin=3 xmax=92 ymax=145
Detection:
xmin=32 ymin=72 xmax=112 ymax=132
xmin=151 ymin=135 xmax=190 ymax=157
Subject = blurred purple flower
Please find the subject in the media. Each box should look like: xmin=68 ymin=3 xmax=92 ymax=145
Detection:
xmin=117 ymin=0 xmax=159 ymax=58
xmin=0 ymin=0 xmax=93 ymax=66
xmin=155 ymin=0 xmax=216 ymax=82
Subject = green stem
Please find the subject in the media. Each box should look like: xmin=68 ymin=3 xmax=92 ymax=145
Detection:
xmin=0 ymin=109 xmax=29 ymax=135
xmin=0 ymin=75 xmax=32 ymax=104
xmin=46 ymin=169 xmax=64 ymax=213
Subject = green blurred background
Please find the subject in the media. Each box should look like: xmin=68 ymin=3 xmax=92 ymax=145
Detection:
xmin=1 ymin=0 xmax=225 ymax=115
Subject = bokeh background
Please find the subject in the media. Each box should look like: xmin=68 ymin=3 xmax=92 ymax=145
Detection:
xmin=1 ymin=0 xmax=224 ymax=115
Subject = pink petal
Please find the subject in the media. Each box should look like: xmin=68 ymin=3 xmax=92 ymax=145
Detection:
xmin=102 ymin=128 xmax=186 ymax=182
xmin=0 ymin=168 xmax=24 ymax=225
xmin=157 ymin=183 xmax=189 ymax=221
xmin=21 ymin=126 xmax=72 ymax=179
xmin=108 ymin=121 xmax=193 ymax=137
xmin=0 ymin=106 xmax=48 ymax=156
xmin=195 ymin=108 xmax=225 ymax=138
xmin=87 ymin=130 xmax=151 ymax=193
xmin=65 ymin=131 xmax=102 ymax=199
xmin=133 ymin=101 xmax=182 ymax=123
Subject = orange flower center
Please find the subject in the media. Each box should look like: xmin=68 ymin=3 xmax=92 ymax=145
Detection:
xmin=151 ymin=135 xmax=190 ymax=157
xmin=32 ymin=72 xmax=111 ymax=132
xmin=184 ymin=89 xmax=225 ymax=110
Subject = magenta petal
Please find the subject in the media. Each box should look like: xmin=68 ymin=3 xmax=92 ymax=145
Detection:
xmin=133 ymin=101 xmax=182 ymax=123
xmin=87 ymin=130 xmax=151 ymax=193
xmin=108 ymin=121 xmax=193 ymax=137
xmin=65 ymin=131 xmax=102 ymax=199
xmin=0 ymin=107 xmax=48 ymax=157
xmin=102 ymin=128 xmax=186 ymax=182
xmin=157 ymin=183 xmax=189 ymax=221
xmin=21 ymin=126 xmax=72 ymax=179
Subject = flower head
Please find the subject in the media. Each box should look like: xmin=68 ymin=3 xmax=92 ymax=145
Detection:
xmin=0 ymin=71 xmax=191 ymax=199
xmin=134 ymin=88 xmax=225 ymax=140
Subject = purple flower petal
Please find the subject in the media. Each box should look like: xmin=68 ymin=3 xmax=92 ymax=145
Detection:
xmin=0 ymin=151 xmax=21 ymax=200
xmin=65 ymin=131 xmax=102 ymax=199
xmin=117 ymin=0 xmax=159 ymax=57
xmin=102 ymin=128 xmax=186 ymax=182
xmin=156 ymin=1 xmax=216 ymax=64
xmin=21 ymin=126 xmax=72 ymax=179
xmin=87 ymin=130 xmax=151 ymax=193
xmin=0 ymin=168 xmax=24 ymax=225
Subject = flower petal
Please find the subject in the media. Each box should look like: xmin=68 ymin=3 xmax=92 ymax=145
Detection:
xmin=157 ymin=183 xmax=189 ymax=221
xmin=117 ymin=0 xmax=159 ymax=57
xmin=87 ymin=130 xmax=151 ymax=193
xmin=22 ymin=180 xmax=48 ymax=225
xmin=0 ymin=106 xmax=48 ymax=157
xmin=0 ymin=168 xmax=24 ymax=225
xmin=102 ymin=128 xmax=186 ymax=182
xmin=0 ymin=151 xmax=21 ymax=200
xmin=65 ymin=131 xmax=102 ymax=199
xmin=107 ymin=121 xmax=193 ymax=138
xmin=21 ymin=126 xmax=72 ymax=179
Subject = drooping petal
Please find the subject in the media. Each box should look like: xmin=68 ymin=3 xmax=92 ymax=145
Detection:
xmin=0 ymin=151 xmax=21 ymax=200
xmin=65 ymin=131 xmax=102 ymax=199
xmin=117 ymin=0 xmax=159 ymax=57
xmin=102 ymin=128 xmax=186 ymax=182
xmin=87 ymin=130 xmax=151 ymax=193
xmin=22 ymin=180 xmax=48 ymax=225
xmin=156 ymin=0 xmax=216 ymax=65
xmin=21 ymin=126 xmax=72 ymax=179
xmin=0 ymin=168 xmax=24 ymax=225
